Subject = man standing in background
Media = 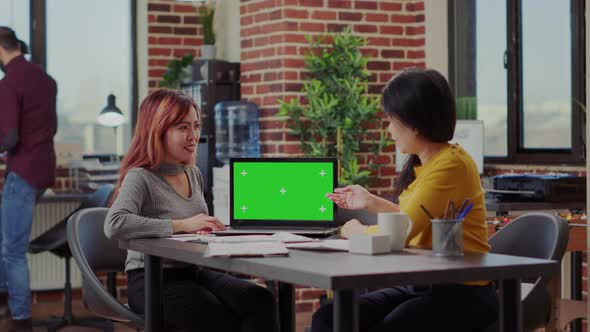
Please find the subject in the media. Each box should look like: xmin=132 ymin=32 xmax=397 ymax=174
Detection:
xmin=0 ymin=27 xmax=57 ymax=332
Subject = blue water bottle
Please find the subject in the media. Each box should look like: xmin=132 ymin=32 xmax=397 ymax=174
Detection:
xmin=214 ymin=101 xmax=260 ymax=164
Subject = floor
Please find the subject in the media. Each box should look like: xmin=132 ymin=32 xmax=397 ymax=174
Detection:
xmin=0 ymin=299 xmax=314 ymax=332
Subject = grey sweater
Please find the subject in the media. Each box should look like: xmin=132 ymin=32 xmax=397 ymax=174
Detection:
xmin=104 ymin=166 xmax=208 ymax=271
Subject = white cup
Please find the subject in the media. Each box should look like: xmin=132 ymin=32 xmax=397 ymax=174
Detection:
xmin=377 ymin=212 xmax=413 ymax=251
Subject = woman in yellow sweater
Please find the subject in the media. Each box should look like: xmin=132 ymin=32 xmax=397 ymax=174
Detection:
xmin=311 ymin=68 xmax=498 ymax=332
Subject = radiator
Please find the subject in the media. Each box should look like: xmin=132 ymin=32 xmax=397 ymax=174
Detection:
xmin=28 ymin=200 xmax=82 ymax=291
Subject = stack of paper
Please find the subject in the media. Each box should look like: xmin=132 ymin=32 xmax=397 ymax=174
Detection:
xmin=205 ymin=241 xmax=289 ymax=257
xmin=286 ymin=239 xmax=349 ymax=252
xmin=166 ymin=232 xmax=316 ymax=244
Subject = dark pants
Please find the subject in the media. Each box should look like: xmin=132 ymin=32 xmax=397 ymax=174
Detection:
xmin=127 ymin=267 xmax=278 ymax=332
xmin=311 ymin=284 xmax=498 ymax=332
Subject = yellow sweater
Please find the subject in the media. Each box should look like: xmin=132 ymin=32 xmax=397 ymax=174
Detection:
xmin=368 ymin=143 xmax=490 ymax=285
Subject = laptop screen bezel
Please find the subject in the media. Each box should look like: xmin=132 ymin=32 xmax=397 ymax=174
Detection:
xmin=229 ymin=157 xmax=338 ymax=228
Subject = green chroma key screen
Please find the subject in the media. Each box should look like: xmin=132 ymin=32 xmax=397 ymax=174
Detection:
xmin=232 ymin=160 xmax=336 ymax=221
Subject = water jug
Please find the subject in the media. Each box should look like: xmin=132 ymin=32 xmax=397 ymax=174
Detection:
xmin=214 ymin=101 xmax=260 ymax=164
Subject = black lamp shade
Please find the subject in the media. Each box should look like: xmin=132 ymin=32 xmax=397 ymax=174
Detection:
xmin=97 ymin=94 xmax=125 ymax=127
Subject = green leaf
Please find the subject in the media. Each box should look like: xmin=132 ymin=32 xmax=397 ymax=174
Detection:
xmin=276 ymin=28 xmax=393 ymax=185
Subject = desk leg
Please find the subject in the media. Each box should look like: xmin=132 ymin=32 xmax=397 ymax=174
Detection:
xmin=333 ymin=289 xmax=359 ymax=332
xmin=278 ymin=282 xmax=294 ymax=332
xmin=145 ymin=254 xmax=163 ymax=332
xmin=499 ymin=279 xmax=522 ymax=332
xmin=570 ymin=251 xmax=582 ymax=332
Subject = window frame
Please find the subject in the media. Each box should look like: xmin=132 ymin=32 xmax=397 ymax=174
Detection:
xmin=448 ymin=0 xmax=586 ymax=165
xmin=28 ymin=0 xmax=139 ymax=134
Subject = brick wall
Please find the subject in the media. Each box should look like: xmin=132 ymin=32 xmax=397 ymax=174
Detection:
xmin=147 ymin=0 xmax=204 ymax=89
xmin=240 ymin=0 xmax=426 ymax=200
xmin=239 ymin=0 xmax=426 ymax=311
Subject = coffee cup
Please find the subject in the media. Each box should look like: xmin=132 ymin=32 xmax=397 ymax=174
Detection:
xmin=377 ymin=212 xmax=413 ymax=251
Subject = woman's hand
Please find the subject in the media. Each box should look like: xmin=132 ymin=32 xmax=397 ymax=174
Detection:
xmin=340 ymin=219 xmax=368 ymax=239
xmin=172 ymin=214 xmax=226 ymax=233
xmin=326 ymin=185 xmax=371 ymax=210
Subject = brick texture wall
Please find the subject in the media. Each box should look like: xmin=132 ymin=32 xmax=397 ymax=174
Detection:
xmin=239 ymin=0 xmax=426 ymax=311
xmin=240 ymin=0 xmax=426 ymax=200
xmin=147 ymin=0 xmax=204 ymax=89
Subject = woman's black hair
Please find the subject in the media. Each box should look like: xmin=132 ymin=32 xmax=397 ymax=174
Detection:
xmin=381 ymin=67 xmax=456 ymax=200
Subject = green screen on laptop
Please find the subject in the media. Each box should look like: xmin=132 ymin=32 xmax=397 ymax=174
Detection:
xmin=231 ymin=159 xmax=336 ymax=222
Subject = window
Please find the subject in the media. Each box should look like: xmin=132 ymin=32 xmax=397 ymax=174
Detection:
xmin=47 ymin=0 xmax=133 ymax=155
xmin=0 ymin=0 xmax=29 ymax=80
xmin=449 ymin=0 xmax=585 ymax=164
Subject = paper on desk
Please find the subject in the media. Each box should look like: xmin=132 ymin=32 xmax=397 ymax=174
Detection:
xmin=167 ymin=234 xmax=217 ymax=242
xmin=166 ymin=232 xmax=315 ymax=244
xmin=205 ymin=241 xmax=289 ymax=257
xmin=286 ymin=239 xmax=349 ymax=251
xmin=210 ymin=232 xmax=316 ymax=244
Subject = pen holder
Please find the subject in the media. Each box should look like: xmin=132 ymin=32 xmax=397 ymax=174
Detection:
xmin=431 ymin=219 xmax=464 ymax=256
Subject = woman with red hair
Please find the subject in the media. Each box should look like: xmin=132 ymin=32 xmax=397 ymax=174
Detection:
xmin=105 ymin=89 xmax=277 ymax=332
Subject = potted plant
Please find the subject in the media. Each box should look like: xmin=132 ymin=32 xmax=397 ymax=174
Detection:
xmin=277 ymin=28 xmax=392 ymax=186
xmin=160 ymin=54 xmax=194 ymax=89
xmin=199 ymin=3 xmax=216 ymax=60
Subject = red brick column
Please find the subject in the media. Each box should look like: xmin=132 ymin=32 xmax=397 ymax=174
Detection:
xmin=147 ymin=0 xmax=204 ymax=89
xmin=240 ymin=0 xmax=426 ymax=198
xmin=240 ymin=0 xmax=426 ymax=311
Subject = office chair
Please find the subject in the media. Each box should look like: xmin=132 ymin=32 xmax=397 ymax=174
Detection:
xmin=28 ymin=184 xmax=115 ymax=332
xmin=67 ymin=207 xmax=144 ymax=330
xmin=483 ymin=212 xmax=569 ymax=332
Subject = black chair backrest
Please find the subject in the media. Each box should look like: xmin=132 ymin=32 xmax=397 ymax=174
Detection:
xmin=73 ymin=207 xmax=127 ymax=273
xmin=488 ymin=212 xmax=568 ymax=285
xmin=67 ymin=207 xmax=143 ymax=327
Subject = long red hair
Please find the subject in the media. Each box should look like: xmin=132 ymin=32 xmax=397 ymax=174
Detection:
xmin=111 ymin=89 xmax=200 ymax=204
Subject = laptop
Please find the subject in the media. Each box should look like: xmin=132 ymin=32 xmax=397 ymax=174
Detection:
xmin=213 ymin=158 xmax=339 ymax=237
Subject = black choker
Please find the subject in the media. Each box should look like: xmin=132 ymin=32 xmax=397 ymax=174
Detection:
xmin=155 ymin=163 xmax=187 ymax=176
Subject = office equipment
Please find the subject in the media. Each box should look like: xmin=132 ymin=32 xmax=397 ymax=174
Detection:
xmin=214 ymin=158 xmax=338 ymax=236
xmin=68 ymin=157 xmax=119 ymax=192
xmin=431 ymin=219 xmax=463 ymax=257
xmin=491 ymin=173 xmax=586 ymax=202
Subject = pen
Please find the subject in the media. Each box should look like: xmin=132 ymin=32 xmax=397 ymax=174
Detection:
xmin=456 ymin=198 xmax=469 ymax=219
xmin=458 ymin=203 xmax=474 ymax=221
xmin=420 ymin=205 xmax=434 ymax=219
xmin=443 ymin=199 xmax=450 ymax=219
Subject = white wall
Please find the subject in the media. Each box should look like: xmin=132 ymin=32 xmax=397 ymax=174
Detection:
xmin=425 ymin=0 xmax=448 ymax=79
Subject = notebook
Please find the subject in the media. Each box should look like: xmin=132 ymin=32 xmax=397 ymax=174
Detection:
xmin=213 ymin=158 xmax=338 ymax=237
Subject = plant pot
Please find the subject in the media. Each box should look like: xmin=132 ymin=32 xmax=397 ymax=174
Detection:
xmin=201 ymin=45 xmax=216 ymax=60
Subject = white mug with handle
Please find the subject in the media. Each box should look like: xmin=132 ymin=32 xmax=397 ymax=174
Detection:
xmin=377 ymin=212 xmax=413 ymax=251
